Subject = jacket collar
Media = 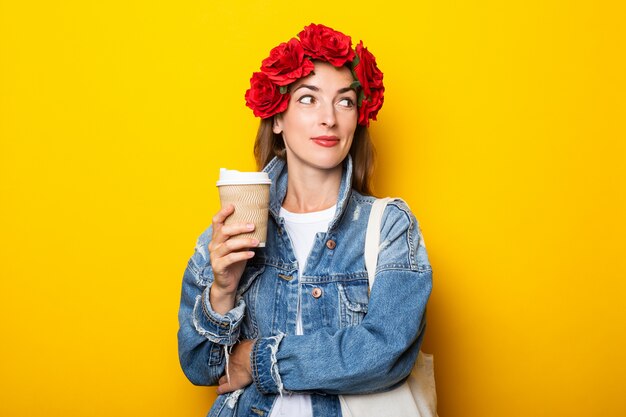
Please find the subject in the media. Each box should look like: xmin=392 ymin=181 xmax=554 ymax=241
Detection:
xmin=262 ymin=155 xmax=354 ymax=232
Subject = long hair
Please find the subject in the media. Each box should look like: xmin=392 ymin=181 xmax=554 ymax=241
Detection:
xmin=253 ymin=118 xmax=376 ymax=196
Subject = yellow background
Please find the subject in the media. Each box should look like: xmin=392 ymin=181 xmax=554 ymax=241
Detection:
xmin=1 ymin=1 xmax=625 ymax=416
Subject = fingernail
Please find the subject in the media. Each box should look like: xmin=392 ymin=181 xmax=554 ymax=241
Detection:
xmin=251 ymin=239 xmax=259 ymax=246
xmin=247 ymin=223 xmax=254 ymax=230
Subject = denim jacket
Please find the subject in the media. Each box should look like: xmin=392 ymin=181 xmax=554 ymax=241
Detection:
xmin=177 ymin=156 xmax=433 ymax=417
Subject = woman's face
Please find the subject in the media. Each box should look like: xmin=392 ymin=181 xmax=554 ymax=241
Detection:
xmin=273 ymin=60 xmax=358 ymax=174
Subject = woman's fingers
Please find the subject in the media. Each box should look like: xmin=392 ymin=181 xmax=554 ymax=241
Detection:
xmin=212 ymin=204 xmax=235 ymax=226
xmin=216 ymin=374 xmax=237 ymax=394
xmin=210 ymin=236 xmax=259 ymax=259
xmin=216 ymin=340 xmax=254 ymax=394
xmin=209 ymin=224 xmax=256 ymax=254
xmin=208 ymin=206 xmax=258 ymax=293
xmin=210 ymin=205 xmax=236 ymax=244
xmin=217 ymin=381 xmax=233 ymax=395
xmin=211 ymin=205 xmax=257 ymax=246
xmin=210 ymin=239 xmax=256 ymax=279
xmin=212 ymin=250 xmax=255 ymax=272
xmin=221 ymin=222 xmax=255 ymax=238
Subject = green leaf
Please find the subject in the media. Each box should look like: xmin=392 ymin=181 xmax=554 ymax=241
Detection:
xmin=351 ymin=54 xmax=360 ymax=68
xmin=358 ymin=90 xmax=365 ymax=107
xmin=350 ymin=80 xmax=361 ymax=90
xmin=279 ymin=86 xmax=288 ymax=94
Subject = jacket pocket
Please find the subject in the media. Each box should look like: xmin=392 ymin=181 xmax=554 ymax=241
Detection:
xmin=237 ymin=263 xmax=266 ymax=295
xmin=338 ymin=282 xmax=369 ymax=327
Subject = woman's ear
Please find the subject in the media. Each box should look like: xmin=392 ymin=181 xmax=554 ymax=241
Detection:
xmin=272 ymin=116 xmax=283 ymax=134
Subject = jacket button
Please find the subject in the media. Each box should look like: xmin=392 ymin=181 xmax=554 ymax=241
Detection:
xmin=326 ymin=239 xmax=336 ymax=249
xmin=311 ymin=288 xmax=323 ymax=298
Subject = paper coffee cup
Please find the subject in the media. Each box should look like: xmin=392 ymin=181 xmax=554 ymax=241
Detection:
xmin=217 ymin=169 xmax=271 ymax=247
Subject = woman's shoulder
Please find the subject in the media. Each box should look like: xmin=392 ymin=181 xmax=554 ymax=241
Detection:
xmin=351 ymin=191 xmax=429 ymax=271
xmin=379 ymin=198 xmax=419 ymax=240
xmin=381 ymin=200 xmax=430 ymax=273
xmin=350 ymin=190 xmax=418 ymax=224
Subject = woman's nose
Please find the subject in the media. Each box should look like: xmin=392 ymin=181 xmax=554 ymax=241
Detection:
xmin=319 ymin=103 xmax=337 ymax=127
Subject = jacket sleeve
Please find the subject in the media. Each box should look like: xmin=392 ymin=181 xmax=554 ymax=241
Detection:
xmin=251 ymin=201 xmax=433 ymax=395
xmin=177 ymin=226 xmax=246 ymax=386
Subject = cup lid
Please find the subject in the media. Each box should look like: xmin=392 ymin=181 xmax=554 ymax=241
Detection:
xmin=216 ymin=168 xmax=272 ymax=186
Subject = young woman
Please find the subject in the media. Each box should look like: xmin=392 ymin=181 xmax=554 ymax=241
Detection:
xmin=178 ymin=23 xmax=433 ymax=417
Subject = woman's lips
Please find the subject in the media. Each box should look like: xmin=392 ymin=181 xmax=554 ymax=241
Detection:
xmin=311 ymin=136 xmax=340 ymax=147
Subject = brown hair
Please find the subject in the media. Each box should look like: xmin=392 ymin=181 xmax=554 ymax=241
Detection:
xmin=253 ymin=118 xmax=376 ymax=196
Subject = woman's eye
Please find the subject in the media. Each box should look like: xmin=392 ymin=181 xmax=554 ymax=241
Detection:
xmin=338 ymin=98 xmax=354 ymax=107
xmin=298 ymin=95 xmax=314 ymax=104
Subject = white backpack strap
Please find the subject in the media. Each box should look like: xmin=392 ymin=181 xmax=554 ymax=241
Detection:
xmin=365 ymin=197 xmax=393 ymax=290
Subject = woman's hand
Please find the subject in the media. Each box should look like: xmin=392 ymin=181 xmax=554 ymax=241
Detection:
xmin=208 ymin=204 xmax=259 ymax=315
xmin=217 ymin=339 xmax=255 ymax=395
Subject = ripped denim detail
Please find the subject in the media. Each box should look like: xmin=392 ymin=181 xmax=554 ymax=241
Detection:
xmin=191 ymin=294 xmax=242 ymax=345
xmin=224 ymin=344 xmax=233 ymax=384
xmin=192 ymin=294 xmax=216 ymax=338
xmin=225 ymin=388 xmax=244 ymax=409
xmin=266 ymin=333 xmax=286 ymax=396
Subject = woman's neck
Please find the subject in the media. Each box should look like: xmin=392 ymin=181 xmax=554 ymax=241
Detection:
xmin=282 ymin=164 xmax=342 ymax=213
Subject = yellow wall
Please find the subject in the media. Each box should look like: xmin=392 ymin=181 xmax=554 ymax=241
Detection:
xmin=1 ymin=1 xmax=625 ymax=416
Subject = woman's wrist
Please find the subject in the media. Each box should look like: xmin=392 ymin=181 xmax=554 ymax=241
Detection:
xmin=209 ymin=284 xmax=237 ymax=315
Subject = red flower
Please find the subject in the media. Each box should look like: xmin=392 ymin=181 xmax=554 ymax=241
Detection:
xmin=244 ymin=24 xmax=385 ymax=125
xmin=358 ymin=88 xmax=384 ymax=127
xmin=354 ymin=41 xmax=384 ymax=97
xmin=245 ymin=72 xmax=290 ymax=119
xmin=354 ymin=40 xmax=384 ymax=126
xmin=261 ymin=38 xmax=315 ymax=86
xmin=298 ymin=23 xmax=355 ymax=67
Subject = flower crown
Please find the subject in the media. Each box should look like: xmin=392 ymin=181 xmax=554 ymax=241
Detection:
xmin=245 ymin=23 xmax=384 ymax=127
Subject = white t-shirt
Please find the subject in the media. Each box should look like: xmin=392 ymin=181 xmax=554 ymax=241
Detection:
xmin=268 ymin=204 xmax=336 ymax=417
